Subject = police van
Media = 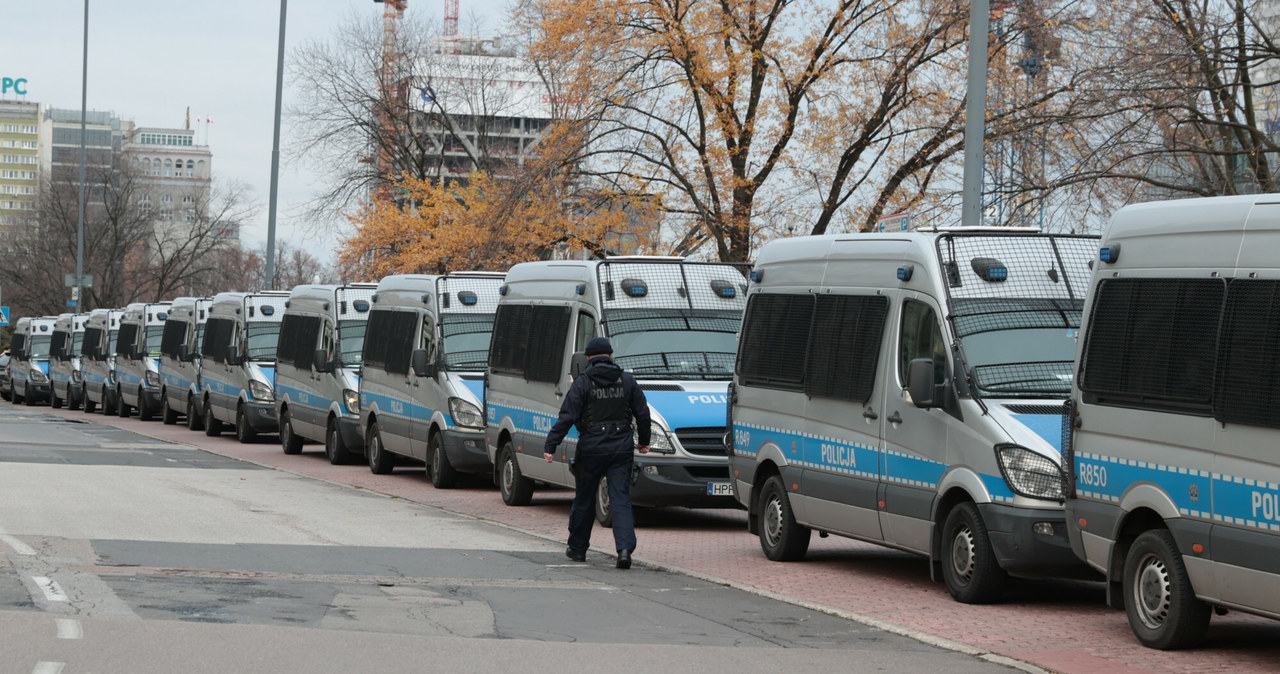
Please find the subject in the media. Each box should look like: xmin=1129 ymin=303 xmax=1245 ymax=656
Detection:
xmin=485 ymin=258 xmax=746 ymax=523
xmin=729 ymin=231 xmax=1097 ymax=603
xmin=113 ymin=302 xmax=171 ymax=420
xmin=9 ymin=316 xmax=56 ymax=406
xmin=359 ymin=273 xmax=503 ymax=487
xmin=276 ymin=283 xmax=375 ymax=464
xmin=81 ymin=308 xmax=123 ymax=414
xmin=158 ymin=297 xmax=211 ymax=428
xmin=199 ymin=292 xmax=287 ymax=443
xmin=49 ymin=313 xmax=88 ymax=410
xmin=1066 ymin=195 xmax=1280 ymax=649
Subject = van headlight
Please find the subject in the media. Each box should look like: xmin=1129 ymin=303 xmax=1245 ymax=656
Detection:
xmin=343 ymin=388 xmax=360 ymax=414
xmin=144 ymin=371 xmax=161 ymax=388
xmin=448 ymin=397 xmax=484 ymax=429
xmin=638 ymin=425 xmax=675 ymax=454
xmin=995 ymin=444 xmax=1065 ymax=500
xmin=71 ymin=370 xmax=83 ymax=383
xmin=29 ymin=369 xmax=47 ymax=383
xmin=248 ymin=380 xmax=274 ymax=402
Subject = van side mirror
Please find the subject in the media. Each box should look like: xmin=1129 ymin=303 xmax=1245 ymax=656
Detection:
xmin=570 ymin=352 xmax=589 ymax=378
xmin=177 ymin=344 xmax=190 ymax=361
xmin=313 ymin=349 xmax=333 ymax=374
xmin=224 ymin=345 xmax=243 ymax=365
xmin=411 ymin=349 xmax=436 ymax=378
xmin=907 ymin=358 xmax=942 ymax=409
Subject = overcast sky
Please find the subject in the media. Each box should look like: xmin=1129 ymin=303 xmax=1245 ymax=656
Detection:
xmin=1 ymin=0 xmax=512 ymax=263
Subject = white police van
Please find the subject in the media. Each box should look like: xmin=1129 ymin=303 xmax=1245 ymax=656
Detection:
xmin=485 ymin=258 xmax=747 ymax=524
xmin=359 ymin=273 xmax=504 ymax=487
xmin=199 ymin=292 xmax=287 ymax=443
xmin=729 ymin=230 xmax=1097 ymax=603
xmin=159 ymin=297 xmax=211 ymax=428
xmin=114 ymin=302 xmax=172 ymax=420
xmin=81 ymin=308 xmax=123 ymax=414
xmin=9 ymin=316 xmax=56 ymax=406
xmin=1067 ymin=195 xmax=1280 ymax=649
xmin=49 ymin=313 xmax=87 ymax=410
xmin=276 ymin=283 xmax=375 ymax=464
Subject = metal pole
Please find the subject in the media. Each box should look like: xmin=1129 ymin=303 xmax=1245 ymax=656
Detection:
xmin=961 ymin=0 xmax=990 ymax=227
xmin=265 ymin=0 xmax=287 ymax=290
xmin=75 ymin=0 xmax=89 ymax=311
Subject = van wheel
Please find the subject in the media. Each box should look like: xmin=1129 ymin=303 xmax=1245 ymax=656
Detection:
xmin=69 ymin=391 xmax=81 ymax=411
xmin=161 ymin=393 xmax=179 ymax=424
xmin=83 ymin=396 xmax=96 ymax=414
xmin=235 ymin=405 xmax=257 ymax=443
xmin=499 ymin=442 xmax=533 ymax=506
xmin=116 ymin=388 xmax=132 ymax=417
xmin=366 ymin=425 xmax=394 ymax=474
xmin=758 ymin=475 xmax=810 ymax=561
xmin=186 ymin=397 xmax=204 ymax=431
xmin=595 ymin=477 xmax=613 ymax=528
xmin=102 ymin=387 xmax=116 ymax=415
xmin=204 ymin=399 xmax=223 ymax=437
xmin=138 ymin=388 xmax=154 ymax=421
xmin=326 ymin=418 xmax=353 ymax=465
xmin=1123 ymin=529 xmax=1211 ymax=649
xmin=23 ymin=384 xmax=36 ymax=406
xmin=280 ymin=413 xmax=303 ymax=454
xmin=428 ymin=433 xmax=458 ymax=489
xmin=10 ymin=384 xmax=22 ymax=405
xmin=51 ymin=387 xmax=63 ymax=409
xmin=941 ymin=502 xmax=1007 ymax=604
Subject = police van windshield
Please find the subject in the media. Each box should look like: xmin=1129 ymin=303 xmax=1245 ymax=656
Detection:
xmin=246 ymin=323 xmax=280 ymax=361
xmin=952 ymin=298 xmax=1081 ymax=397
xmin=441 ymin=313 xmax=494 ymax=371
xmin=604 ymin=308 xmax=740 ymax=379
xmin=338 ymin=319 xmax=367 ymax=367
xmin=145 ymin=326 xmax=164 ymax=355
xmin=28 ymin=335 xmax=52 ymax=359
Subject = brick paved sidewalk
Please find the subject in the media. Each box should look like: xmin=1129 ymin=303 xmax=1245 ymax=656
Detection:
xmin=47 ymin=407 xmax=1280 ymax=674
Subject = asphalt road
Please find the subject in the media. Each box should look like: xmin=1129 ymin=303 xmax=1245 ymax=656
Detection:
xmin=0 ymin=406 xmax=1018 ymax=674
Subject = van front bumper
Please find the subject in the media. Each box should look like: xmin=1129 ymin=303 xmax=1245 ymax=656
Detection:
xmin=440 ymin=428 xmax=490 ymax=472
xmin=243 ymin=401 xmax=279 ymax=433
xmin=142 ymin=387 xmax=164 ymax=413
xmin=338 ymin=415 xmax=365 ymax=451
xmin=630 ymin=457 xmax=739 ymax=509
xmin=23 ymin=382 xmax=50 ymax=400
xmin=977 ymin=502 xmax=1097 ymax=579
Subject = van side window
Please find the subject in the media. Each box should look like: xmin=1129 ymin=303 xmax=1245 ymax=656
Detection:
xmin=322 ymin=321 xmax=336 ymax=364
xmin=737 ymin=293 xmax=814 ymax=390
xmin=50 ymin=331 xmax=67 ymax=360
xmin=1215 ymin=280 xmax=1280 ymax=428
xmin=898 ymin=301 xmax=946 ymax=386
xmin=574 ymin=311 xmax=596 ymax=352
xmin=201 ymin=318 xmax=235 ymax=362
xmin=363 ymin=309 xmax=417 ymax=374
xmin=1080 ymin=278 xmax=1223 ymax=412
xmin=279 ymin=314 xmax=322 ymax=370
xmin=419 ymin=314 xmax=436 ymax=363
xmin=808 ymin=295 xmax=890 ymax=403
xmin=82 ymin=327 xmax=102 ymax=358
xmin=160 ymin=320 xmax=188 ymax=358
xmin=116 ymin=323 xmax=140 ymax=357
xmin=490 ymin=304 xmax=571 ymax=382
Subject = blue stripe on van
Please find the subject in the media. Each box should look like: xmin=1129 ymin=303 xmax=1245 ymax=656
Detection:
xmin=1074 ymin=452 xmax=1280 ymax=533
xmin=277 ymin=383 xmax=340 ymax=415
xmin=360 ymin=390 xmax=436 ymax=424
xmin=486 ymin=401 xmax=579 ymax=441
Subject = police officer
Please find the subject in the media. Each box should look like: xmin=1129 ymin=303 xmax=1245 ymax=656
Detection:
xmin=544 ymin=337 xmax=650 ymax=569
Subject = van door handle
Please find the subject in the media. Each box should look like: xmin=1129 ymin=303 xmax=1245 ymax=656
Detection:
xmin=554 ymin=389 xmax=563 ymax=398
xmin=886 ymin=412 xmax=903 ymax=424
xmin=862 ymin=409 xmax=878 ymax=420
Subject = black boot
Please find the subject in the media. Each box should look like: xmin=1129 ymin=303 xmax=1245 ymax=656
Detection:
xmin=616 ymin=550 xmax=631 ymax=570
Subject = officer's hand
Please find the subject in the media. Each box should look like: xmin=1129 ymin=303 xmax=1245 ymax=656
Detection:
xmin=544 ymin=452 xmax=554 ymax=463
xmin=637 ymin=445 xmax=650 ymax=454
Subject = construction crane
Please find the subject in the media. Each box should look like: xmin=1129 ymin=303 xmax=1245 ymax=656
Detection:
xmin=444 ymin=0 xmax=458 ymax=36
xmin=373 ymin=0 xmax=408 ymax=202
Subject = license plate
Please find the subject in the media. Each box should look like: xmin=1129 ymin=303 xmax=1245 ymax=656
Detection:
xmin=707 ymin=482 xmax=733 ymax=496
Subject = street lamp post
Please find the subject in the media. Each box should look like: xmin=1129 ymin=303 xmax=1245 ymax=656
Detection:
xmin=961 ymin=0 xmax=990 ymax=227
xmin=265 ymin=0 xmax=287 ymax=290
xmin=75 ymin=0 xmax=89 ymax=311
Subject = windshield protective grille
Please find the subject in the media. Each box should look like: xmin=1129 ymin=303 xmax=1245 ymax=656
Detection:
xmin=936 ymin=234 xmax=1095 ymax=302
xmin=596 ymin=260 xmax=749 ymax=312
xmin=613 ymin=351 xmax=735 ymax=376
xmin=951 ymin=298 xmax=1082 ymax=338
xmin=973 ymin=361 xmax=1074 ymax=395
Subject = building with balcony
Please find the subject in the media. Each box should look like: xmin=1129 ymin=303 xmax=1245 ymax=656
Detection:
xmin=0 ymin=101 xmax=41 ymax=232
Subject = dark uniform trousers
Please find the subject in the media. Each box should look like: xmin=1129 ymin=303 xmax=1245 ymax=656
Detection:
xmin=568 ymin=424 xmax=637 ymax=554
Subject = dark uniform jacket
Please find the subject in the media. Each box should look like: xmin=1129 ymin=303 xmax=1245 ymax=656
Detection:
xmin=544 ymin=357 xmax=651 ymax=455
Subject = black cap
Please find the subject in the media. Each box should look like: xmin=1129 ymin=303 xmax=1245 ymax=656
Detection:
xmin=584 ymin=337 xmax=613 ymax=356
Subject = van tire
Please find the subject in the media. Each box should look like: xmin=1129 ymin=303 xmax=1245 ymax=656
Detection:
xmin=595 ymin=477 xmax=613 ymax=528
xmin=69 ymin=391 xmax=81 ymax=411
xmin=235 ymin=405 xmax=257 ymax=443
xmin=1122 ymin=529 xmax=1211 ymax=650
xmin=23 ymin=383 xmax=36 ymax=406
xmin=280 ymin=413 xmax=303 ymax=454
xmin=116 ymin=388 xmax=132 ymax=417
xmin=941 ymin=502 xmax=1007 ymax=604
xmin=83 ymin=397 xmax=96 ymax=414
xmin=102 ymin=387 xmax=117 ymax=415
xmin=758 ymin=475 xmax=810 ymax=561
xmin=138 ymin=388 xmax=154 ymax=421
xmin=51 ymin=387 xmax=62 ymax=409
xmin=325 ymin=418 xmax=352 ymax=465
xmin=428 ymin=432 xmax=458 ymax=489
xmin=204 ymin=399 xmax=223 ymax=437
xmin=366 ymin=424 xmax=395 ymax=474
xmin=498 ymin=442 xmax=533 ymax=506
xmin=10 ymin=384 xmax=22 ymax=405
xmin=161 ymin=393 xmax=179 ymax=424
xmin=186 ymin=397 xmax=204 ymax=431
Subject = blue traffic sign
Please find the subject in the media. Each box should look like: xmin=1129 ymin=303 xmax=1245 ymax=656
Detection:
xmin=0 ymin=307 xmax=8 ymax=326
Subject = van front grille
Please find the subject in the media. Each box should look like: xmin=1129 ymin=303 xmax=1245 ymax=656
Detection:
xmin=674 ymin=427 xmax=727 ymax=457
